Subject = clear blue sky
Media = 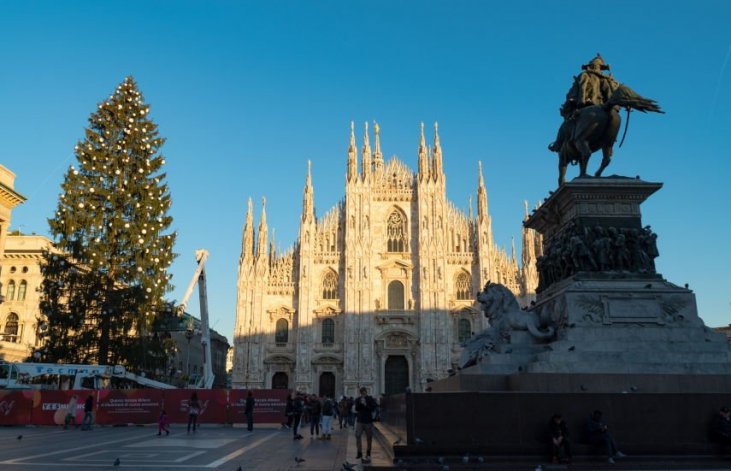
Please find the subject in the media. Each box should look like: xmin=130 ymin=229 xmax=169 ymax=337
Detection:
xmin=2 ymin=1 xmax=730 ymax=343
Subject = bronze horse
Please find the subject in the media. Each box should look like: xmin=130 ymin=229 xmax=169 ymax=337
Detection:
xmin=554 ymin=84 xmax=663 ymax=186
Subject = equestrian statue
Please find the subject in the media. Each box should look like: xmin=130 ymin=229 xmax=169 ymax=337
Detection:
xmin=549 ymin=54 xmax=663 ymax=186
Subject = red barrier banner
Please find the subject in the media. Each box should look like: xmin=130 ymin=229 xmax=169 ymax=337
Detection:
xmin=228 ymin=389 xmax=288 ymax=424
xmin=96 ymin=389 xmax=163 ymax=424
xmin=30 ymin=390 xmax=88 ymax=426
xmin=0 ymin=391 xmax=32 ymax=425
xmin=163 ymin=389 xmax=228 ymax=424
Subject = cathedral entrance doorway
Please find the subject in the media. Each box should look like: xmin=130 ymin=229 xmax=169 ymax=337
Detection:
xmin=272 ymin=372 xmax=289 ymax=389
xmin=319 ymin=372 xmax=335 ymax=397
xmin=384 ymin=355 xmax=409 ymax=395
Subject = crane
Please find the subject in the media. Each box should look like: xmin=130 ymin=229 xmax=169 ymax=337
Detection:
xmin=178 ymin=249 xmax=214 ymax=389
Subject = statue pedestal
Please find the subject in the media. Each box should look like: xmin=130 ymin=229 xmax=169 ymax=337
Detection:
xmin=454 ymin=176 xmax=731 ymax=385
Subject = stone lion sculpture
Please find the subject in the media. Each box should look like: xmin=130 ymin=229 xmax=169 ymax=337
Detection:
xmin=459 ymin=282 xmax=555 ymax=368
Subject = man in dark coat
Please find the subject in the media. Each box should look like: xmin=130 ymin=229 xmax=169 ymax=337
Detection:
xmin=244 ymin=391 xmax=255 ymax=432
xmin=354 ymin=387 xmax=377 ymax=464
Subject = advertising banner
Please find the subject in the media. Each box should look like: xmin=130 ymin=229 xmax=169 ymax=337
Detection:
xmin=96 ymin=389 xmax=163 ymax=424
xmin=164 ymin=389 xmax=228 ymax=424
xmin=0 ymin=390 xmax=32 ymax=425
xmin=228 ymin=389 xmax=288 ymax=424
xmin=30 ymin=390 xmax=88 ymax=426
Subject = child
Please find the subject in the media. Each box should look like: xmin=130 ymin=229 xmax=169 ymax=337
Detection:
xmin=158 ymin=409 xmax=170 ymax=436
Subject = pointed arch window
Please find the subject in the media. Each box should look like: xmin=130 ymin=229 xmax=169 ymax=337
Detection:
xmin=388 ymin=280 xmax=405 ymax=310
xmin=321 ymin=318 xmax=335 ymax=344
xmin=456 ymin=273 xmax=471 ymax=300
xmin=275 ymin=319 xmax=289 ymax=344
xmin=322 ymin=271 xmax=338 ymax=299
xmin=387 ymin=210 xmax=407 ymax=252
xmin=17 ymin=281 xmax=27 ymax=301
xmin=6 ymin=281 xmax=15 ymax=301
xmin=458 ymin=318 xmax=472 ymax=344
xmin=3 ymin=313 xmax=19 ymax=343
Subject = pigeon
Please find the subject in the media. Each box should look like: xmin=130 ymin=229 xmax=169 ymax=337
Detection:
xmin=113 ymin=458 xmax=121 ymax=467
xmin=342 ymin=461 xmax=356 ymax=471
xmin=580 ymin=384 xmax=589 ymax=391
xmin=16 ymin=435 xmax=22 ymax=440
xmin=437 ymin=456 xmax=445 ymax=464
xmin=462 ymin=454 xmax=469 ymax=464
xmin=237 ymin=467 xmax=242 ymax=471
xmin=294 ymin=457 xmax=305 ymax=465
xmin=568 ymin=345 xmax=576 ymax=351
xmin=476 ymin=456 xmax=485 ymax=463
xmin=393 ymin=436 xmax=402 ymax=445
xmin=414 ymin=437 xmax=424 ymax=444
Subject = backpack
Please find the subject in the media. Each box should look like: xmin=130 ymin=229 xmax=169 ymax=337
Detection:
xmin=322 ymin=399 xmax=333 ymax=415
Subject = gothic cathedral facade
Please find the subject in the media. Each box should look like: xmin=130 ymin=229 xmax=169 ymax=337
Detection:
xmin=232 ymin=122 xmax=540 ymax=397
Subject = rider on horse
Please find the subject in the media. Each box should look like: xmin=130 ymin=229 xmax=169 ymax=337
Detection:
xmin=549 ymin=54 xmax=620 ymax=153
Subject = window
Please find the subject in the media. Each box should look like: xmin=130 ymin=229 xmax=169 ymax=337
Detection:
xmin=17 ymin=281 xmax=27 ymax=301
xmin=3 ymin=313 xmax=19 ymax=343
xmin=458 ymin=319 xmax=472 ymax=343
xmin=322 ymin=271 xmax=338 ymax=299
xmin=6 ymin=281 xmax=15 ymax=301
xmin=388 ymin=280 xmax=405 ymax=310
xmin=275 ymin=319 xmax=289 ymax=344
xmin=386 ymin=210 xmax=407 ymax=252
xmin=322 ymin=318 xmax=335 ymax=344
xmin=456 ymin=273 xmax=471 ymax=300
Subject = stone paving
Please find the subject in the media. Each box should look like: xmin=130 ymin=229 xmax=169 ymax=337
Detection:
xmin=0 ymin=422 xmax=390 ymax=471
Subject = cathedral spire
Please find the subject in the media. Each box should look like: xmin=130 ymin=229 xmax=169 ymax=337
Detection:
xmin=511 ymin=236 xmax=517 ymax=265
xmin=269 ymin=228 xmax=276 ymax=263
xmin=418 ymin=121 xmax=429 ymax=181
xmin=477 ymin=161 xmax=489 ymax=221
xmin=361 ymin=121 xmax=371 ymax=181
xmin=373 ymin=121 xmax=384 ymax=175
xmin=347 ymin=121 xmax=358 ymax=182
xmin=469 ymin=195 xmax=474 ymax=221
xmin=432 ymin=121 xmax=443 ymax=181
xmin=302 ymin=160 xmax=315 ymax=223
xmin=241 ymin=197 xmax=255 ymax=263
xmin=256 ymin=196 xmax=268 ymax=258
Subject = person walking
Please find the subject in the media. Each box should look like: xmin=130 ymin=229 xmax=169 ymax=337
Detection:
xmin=245 ymin=391 xmax=255 ymax=432
xmin=309 ymin=394 xmax=322 ymax=438
xmin=187 ymin=392 xmax=201 ymax=434
xmin=320 ymin=395 xmax=335 ymax=439
xmin=158 ymin=409 xmax=170 ymax=436
xmin=292 ymin=392 xmax=304 ymax=440
xmin=283 ymin=393 xmax=294 ymax=429
xmin=63 ymin=395 xmax=78 ymax=430
xmin=81 ymin=394 xmax=94 ymax=431
xmin=338 ymin=396 xmax=349 ymax=429
xmin=354 ymin=387 xmax=377 ymax=464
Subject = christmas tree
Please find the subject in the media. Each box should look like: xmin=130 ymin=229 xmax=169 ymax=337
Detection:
xmin=38 ymin=76 xmax=176 ymax=371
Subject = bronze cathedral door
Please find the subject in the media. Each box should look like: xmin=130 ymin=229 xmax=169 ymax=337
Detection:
xmin=385 ymin=355 xmax=409 ymax=395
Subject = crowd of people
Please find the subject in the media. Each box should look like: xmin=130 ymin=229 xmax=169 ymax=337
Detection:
xmin=283 ymin=387 xmax=378 ymax=463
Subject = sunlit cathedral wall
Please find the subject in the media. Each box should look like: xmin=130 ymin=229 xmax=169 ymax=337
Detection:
xmin=232 ymin=123 xmax=540 ymax=397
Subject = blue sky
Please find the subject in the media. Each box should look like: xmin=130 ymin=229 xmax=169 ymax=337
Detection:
xmin=2 ymin=1 xmax=730 ymax=342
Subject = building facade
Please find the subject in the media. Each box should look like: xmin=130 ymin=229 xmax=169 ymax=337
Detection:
xmin=232 ymin=123 xmax=541 ymax=397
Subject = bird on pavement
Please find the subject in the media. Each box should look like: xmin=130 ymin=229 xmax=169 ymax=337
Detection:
xmin=414 ymin=437 xmax=424 ymax=444
xmin=237 ymin=467 xmax=242 ymax=471
xmin=393 ymin=436 xmax=402 ymax=445
xmin=113 ymin=458 xmax=121 ymax=467
xmin=294 ymin=456 xmax=305 ymax=465
xmin=17 ymin=435 xmax=22 ymax=440
xmin=462 ymin=454 xmax=469 ymax=464
xmin=342 ymin=461 xmax=356 ymax=471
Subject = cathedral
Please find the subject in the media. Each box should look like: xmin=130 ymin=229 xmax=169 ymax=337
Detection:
xmin=232 ymin=122 xmax=540 ymax=397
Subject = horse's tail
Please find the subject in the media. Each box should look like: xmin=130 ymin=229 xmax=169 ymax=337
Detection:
xmin=607 ymin=84 xmax=664 ymax=114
